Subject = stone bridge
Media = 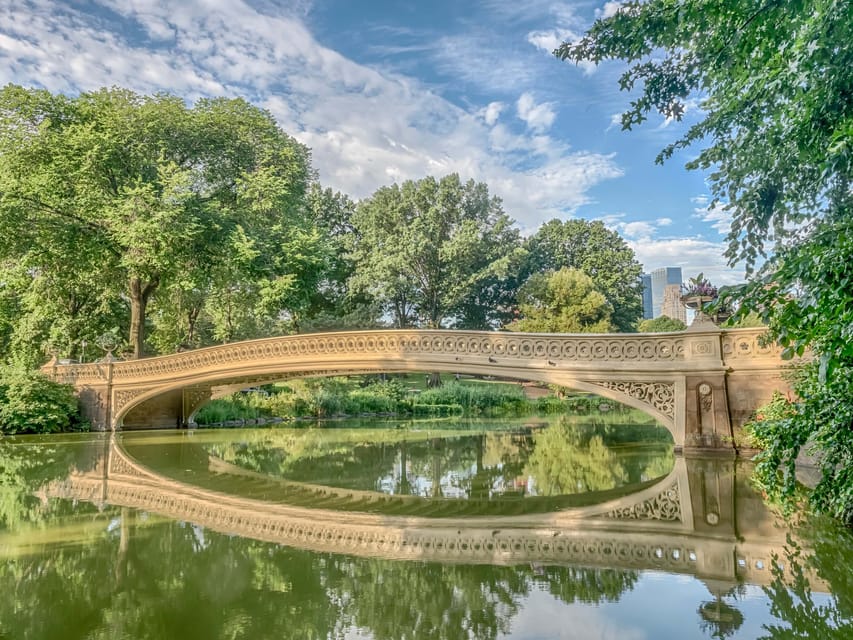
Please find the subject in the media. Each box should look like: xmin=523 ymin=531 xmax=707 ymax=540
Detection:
xmin=36 ymin=434 xmax=819 ymax=590
xmin=43 ymin=326 xmax=791 ymax=450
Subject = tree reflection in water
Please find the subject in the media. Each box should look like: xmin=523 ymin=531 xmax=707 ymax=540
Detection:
xmin=2 ymin=432 xmax=853 ymax=640
xmin=758 ymin=528 xmax=853 ymax=639
xmin=0 ymin=502 xmax=639 ymax=640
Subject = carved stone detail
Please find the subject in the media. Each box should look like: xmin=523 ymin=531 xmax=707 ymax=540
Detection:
xmin=604 ymin=483 xmax=681 ymax=522
xmin=44 ymin=329 xmax=790 ymax=387
xmin=699 ymin=383 xmax=713 ymax=412
xmin=183 ymin=387 xmax=212 ymax=419
xmin=720 ymin=329 xmax=783 ymax=362
xmin=591 ymin=381 xmax=675 ymax=419
xmin=112 ymin=388 xmax=153 ymax=415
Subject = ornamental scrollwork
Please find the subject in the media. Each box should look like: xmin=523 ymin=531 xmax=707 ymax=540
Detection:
xmin=604 ymin=483 xmax=682 ymax=522
xmin=591 ymin=381 xmax=675 ymax=420
xmin=112 ymin=388 xmax=154 ymax=415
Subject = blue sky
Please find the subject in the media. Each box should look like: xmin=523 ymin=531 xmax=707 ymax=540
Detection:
xmin=0 ymin=0 xmax=741 ymax=284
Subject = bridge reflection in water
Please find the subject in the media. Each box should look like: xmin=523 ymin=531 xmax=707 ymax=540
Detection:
xmin=39 ymin=433 xmax=824 ymax=593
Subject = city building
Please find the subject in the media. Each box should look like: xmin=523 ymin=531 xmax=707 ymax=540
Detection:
xmin=641 ymin=274 xmax=653 ymax=320
xmin=661 ymin=284 xmax=687 ymax=323
xmin=641 ymin=267 xmax=684 ymax=320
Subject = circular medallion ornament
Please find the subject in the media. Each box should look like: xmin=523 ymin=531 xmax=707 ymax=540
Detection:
xmin=698 ymin=383 xmax=712 ymax=396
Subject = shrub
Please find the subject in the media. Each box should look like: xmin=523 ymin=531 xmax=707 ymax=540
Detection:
xmin=0 ymin=367 xmax=88 ymax=434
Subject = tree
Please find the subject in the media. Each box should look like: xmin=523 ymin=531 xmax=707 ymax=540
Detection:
xmin=506 ymin=267 xmax=613 ymax=333
xmin=638 ymin=316 xmax=686 ymax=333
xmin=350 ymin=174 xmax=521 ymax=329
xmin=524 ymin=419 xmax=627 ymax=495
xmin=524 ymin=219 xmax=643 ymax=332
xmin=0 ymin=85 xmax=314 ymax=358
xmin=558 ymin=1 xmax=853 ymax=522
xmin=297 ymin=184 xmax=382 ymax=332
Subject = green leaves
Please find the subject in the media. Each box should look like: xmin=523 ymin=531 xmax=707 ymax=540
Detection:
xmin=0 ymin=85 xmax=316 ymax=359
xmin=0 ymin=367 xmax=87 ymax=434
xmin=560 ymin=0 xmax=853 ymax=522
xmin=523 ymin=219 xmax=642 ymax=332
xmin=350 ymin=173 xmax=520 ymax=329
xmin=508 ymin=267 xmax=614 ymax=334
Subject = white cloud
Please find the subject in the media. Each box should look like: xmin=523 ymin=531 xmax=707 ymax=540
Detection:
xmin=517 ymin=92 xmax=556 ymax=133
xmin=692 ymin=195 xmax=731 ymax=235
xmin=595 ymin=212 xmax=742 ymax=284
xmin=607 ymin=111 xmax=624 ymax=131
xmin=523 ymin=1 xmax=598 ymax=75
xmin=0 ymin=0 xmax=624 ymax=229
xmin=527 ymin=28 xmax=574 ymax=54
xmin=622 ymin=221 xmax=657 ymax=239
xmin=596 ymin=1 xmax=627 ymax=19
xmin=480 ymin=101 xmax=504 ymax=126
xmin=630 ymin=237 xmax=743 ymax=285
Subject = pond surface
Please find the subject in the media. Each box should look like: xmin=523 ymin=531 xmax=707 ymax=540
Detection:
xmin=1 ymin=415 xmax=852 ymax=639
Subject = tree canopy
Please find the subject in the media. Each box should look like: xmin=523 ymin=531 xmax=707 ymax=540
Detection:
xmin=0 ymin=85 xmax=319 ymax=359
xmin=558 ymin=0 xmax=853 ymax=522
xmin=349 ymin=174 xmax=521 ymax=329
xmin=507 ymin=267 xmax=613 ymax=333
xmin=524 ymin=219 xmax=643 ymax=332
xmin=637 ymin=316 xmax=686 ymax=333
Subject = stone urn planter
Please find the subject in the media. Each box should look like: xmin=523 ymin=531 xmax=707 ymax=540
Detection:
xmin=682 ymin=273 xmax=719 ymax=327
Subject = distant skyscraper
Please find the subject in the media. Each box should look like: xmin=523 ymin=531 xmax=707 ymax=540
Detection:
xmin=641 ymin=274 xmax=653 ymax=319
xmin=661 ymin=284 xmax=687 ymax=323
xmin=641 ymin=267 xmax=683 ymax=319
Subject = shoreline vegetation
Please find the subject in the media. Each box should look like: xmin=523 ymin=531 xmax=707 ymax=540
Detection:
xmin=192 ymin=375 xmax=629 ymax=427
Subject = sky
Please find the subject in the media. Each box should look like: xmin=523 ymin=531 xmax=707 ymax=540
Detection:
xmin=0 ymin=0 xmax=743 ymax=285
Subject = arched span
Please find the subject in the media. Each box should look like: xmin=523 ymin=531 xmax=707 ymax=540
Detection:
xmin=194 ymin=371 xmax=677 ymax=435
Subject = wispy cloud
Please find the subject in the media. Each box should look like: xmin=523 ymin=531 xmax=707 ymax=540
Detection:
xmin=597 ymin=211 xmax=743 ymax=283
xmin=517 ymin=92 xmax=556 ymax=133
xmin=692 ymin=195 xmax=731 ymax=234
xmin=0 ymin=0 xmax=624 ymax=228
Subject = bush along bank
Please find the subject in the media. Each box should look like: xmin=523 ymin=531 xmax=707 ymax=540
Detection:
xmin=192 ymin=377 xmax=632 ymax=426
xmin=0 ymin=367 xmax=89 ymax=435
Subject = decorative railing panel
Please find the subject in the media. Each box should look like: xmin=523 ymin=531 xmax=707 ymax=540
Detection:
xmin=38 ymin=329 xmax=751 ymax=385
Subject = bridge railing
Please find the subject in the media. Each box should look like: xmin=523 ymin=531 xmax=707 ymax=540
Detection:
xmin=43 ymin=327 xmax=782 ymax=385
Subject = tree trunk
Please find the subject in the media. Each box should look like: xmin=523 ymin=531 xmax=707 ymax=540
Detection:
xmin=186 ymin=305 xmax=201 ymax=346
xmin=129 ymin=275 xmax=159 ymax=359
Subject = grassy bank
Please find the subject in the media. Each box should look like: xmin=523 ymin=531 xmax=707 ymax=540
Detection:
xmin=193 ymin=375 xmax=631 ymax=426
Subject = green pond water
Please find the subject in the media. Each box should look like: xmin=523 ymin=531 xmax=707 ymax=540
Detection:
xmin=1 ymin=413 xmax=852 ymax=639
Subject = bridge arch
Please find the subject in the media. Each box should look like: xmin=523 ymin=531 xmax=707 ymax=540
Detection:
xmin=114 ymin=363 xmax=679 ymax=442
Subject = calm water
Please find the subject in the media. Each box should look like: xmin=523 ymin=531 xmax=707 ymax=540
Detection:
xmin=1 ymin=414 xmax=852 ymax=639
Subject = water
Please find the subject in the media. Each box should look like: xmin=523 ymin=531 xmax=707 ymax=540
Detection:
xmin=1 ymin=415 xmax=852 ymax=639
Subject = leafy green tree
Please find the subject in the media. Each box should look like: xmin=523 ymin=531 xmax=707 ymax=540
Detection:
xmin=298 ymin=184 xmax=382 ymax=332
xmin=558 ymin=0 xmax=853 ymax=522
xmin=507 ymin=267 xmax=613 ymax=333
xmin=638 ymin=316 xmax=686 ymax=333
xmin=524 ymin=219 xmax=642 ymax=332
xmin=0 ymin=85 xmax=315 ymax=359
xmin=350 ymin=174 xmax=521 ymax=328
